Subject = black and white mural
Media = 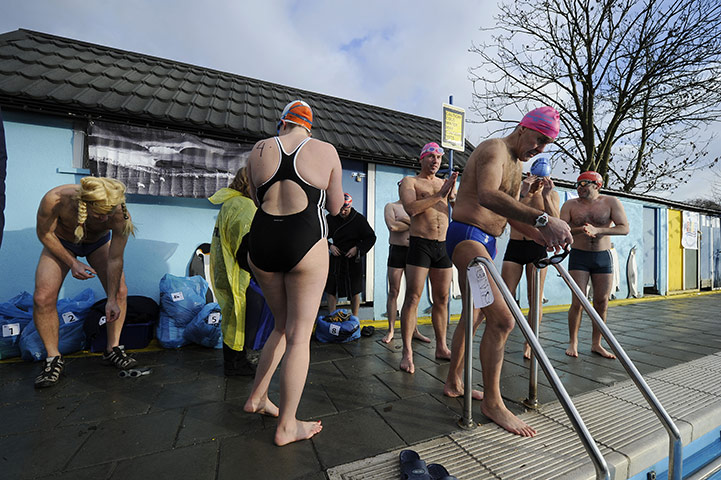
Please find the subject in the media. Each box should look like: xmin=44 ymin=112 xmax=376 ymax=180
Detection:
xmin=87 ymin=121 xmax=253 ymax=198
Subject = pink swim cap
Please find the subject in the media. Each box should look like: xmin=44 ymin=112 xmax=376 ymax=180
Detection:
xmin=520 ymin=106 xmax=560 ymax=140
xmin=420 ymin=142 xmax=444 ymax=160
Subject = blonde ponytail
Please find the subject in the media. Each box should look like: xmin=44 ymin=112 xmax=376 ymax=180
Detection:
xmin=74 ymin=177 xmax=136 ymax=241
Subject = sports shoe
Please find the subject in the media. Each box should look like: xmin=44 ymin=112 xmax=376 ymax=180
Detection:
xmin=34 ymin=355 xmax=65 ymax=389
xmin=102 ymin=345 xmax=138 ymax=370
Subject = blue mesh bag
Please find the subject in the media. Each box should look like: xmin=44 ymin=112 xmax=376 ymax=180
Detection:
xmin=183 ymin=302 xmax=222 ymax=349
xmin=315 ymin=309 xmax=360 ymax=343
xmin=19 ymin=288 xmax=95 ymax=361
xmin=0 ymin=291 xmax=33 ymax=359
xmin=157 ymin=274 xmax=208 ymax=348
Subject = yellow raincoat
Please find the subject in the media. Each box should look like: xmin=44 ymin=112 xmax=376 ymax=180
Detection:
xmin=208 ymin=188 xmax=257 ymax=351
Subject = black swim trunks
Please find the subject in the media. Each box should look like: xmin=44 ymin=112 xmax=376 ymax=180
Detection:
xmin=387 ymin=244 xmax=408 ymax=269
xmin=568 ymin=248 xmax=613 ymax=274
xmin=406 ymin=236 xmax=452 ymax=269
xmin=59 ymin=232 xmax=111 ymax=258
xmin=503 ymin=239 xmax=548 ymax=265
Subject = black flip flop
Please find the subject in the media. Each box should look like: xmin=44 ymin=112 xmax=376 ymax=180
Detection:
xmin=361 ymin=326 xmax=375 ymax=337
xmin=399 ymin=449 xmax=430 ymax=480
xmin=427 ymin=463 xmax=458 ymax=480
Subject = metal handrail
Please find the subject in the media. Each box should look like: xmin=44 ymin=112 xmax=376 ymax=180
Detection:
xmin=553 ymin=263 xmax=683 ymax=480
xmin=462 ymin=256 xmax=611 ymax=480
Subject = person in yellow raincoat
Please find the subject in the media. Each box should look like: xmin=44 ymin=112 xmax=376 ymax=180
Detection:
xmin=208 ymin=167 xmax=257 ymax=375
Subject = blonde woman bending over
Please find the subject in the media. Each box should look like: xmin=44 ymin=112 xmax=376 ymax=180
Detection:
xmin=33 ymin=176 xmax=136 ymax=388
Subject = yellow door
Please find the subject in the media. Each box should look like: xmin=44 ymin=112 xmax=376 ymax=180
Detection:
xmin=668 ymin=209 xmax=683 ymax=291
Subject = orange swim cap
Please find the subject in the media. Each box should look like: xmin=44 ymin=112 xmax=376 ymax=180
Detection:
xmin=577 ymin=171 xmax=603 ymax=188
xmin=278 ymin=100 xmax=313 ymax=133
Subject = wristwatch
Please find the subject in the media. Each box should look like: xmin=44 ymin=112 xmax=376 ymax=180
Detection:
xmin=534 ymin=212 xmax=549 ymax=228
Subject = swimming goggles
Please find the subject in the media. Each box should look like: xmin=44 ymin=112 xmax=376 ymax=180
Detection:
xmin=118 ymin=368 xmax=151 ymax=378
xmin=424 ymin=146 xmax=444 ymax=155
xmin=533 ymin=245 xmax=571 ymax=268
xmin=575 ymin=180 xmax=597 ymax=188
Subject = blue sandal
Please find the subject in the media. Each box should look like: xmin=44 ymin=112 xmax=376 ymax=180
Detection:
xmin=399 ymin=450 xmax=431 ymax=480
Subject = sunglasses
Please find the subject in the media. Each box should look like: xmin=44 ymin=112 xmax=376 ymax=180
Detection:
xmin=533 ymin=245 xmax=571 ymax=268
xmin=118 ymin=368 xmax=151 ymax=378
xmin=575 ymin=180 xmax=598 ymax=188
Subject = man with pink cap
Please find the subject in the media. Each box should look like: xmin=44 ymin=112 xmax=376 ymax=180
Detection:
xmin=561 ymin=171 xmax=628 ymax=359
xmin=398 ymin=142 xmax=458 ymax=374
xmin=443 ymin=106 xmax=573 ymax=437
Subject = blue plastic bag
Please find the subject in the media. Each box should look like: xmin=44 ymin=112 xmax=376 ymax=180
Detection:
xmin=157 ymin=274 xmax=209 ymax=348
xmin=183 ymin=302 xmax=222 ymax=349
xmin=314 ymin=309 xmax=360 ymax=343
xmin=0 ymin=291 xmax=34 ymax=359
xmin=246 ymin=278 xmax=275 ymax=350
xmin=19 ymin=289 xmax=95 ymax=361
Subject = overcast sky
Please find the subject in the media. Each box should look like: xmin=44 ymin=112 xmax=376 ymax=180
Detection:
xmin=2 ymin=0 xmax=718 ymax=201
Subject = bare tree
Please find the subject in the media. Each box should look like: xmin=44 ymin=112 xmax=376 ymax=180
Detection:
xmin=470 ymin=0 xmax=721 ymax=193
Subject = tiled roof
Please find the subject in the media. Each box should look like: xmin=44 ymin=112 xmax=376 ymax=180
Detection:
xmin=0 ymin=29 xmax=473 ymax=170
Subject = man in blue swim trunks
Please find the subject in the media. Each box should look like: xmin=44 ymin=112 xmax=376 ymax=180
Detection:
xmin=561 ymin=171 xmax=629 ymax=359
xmin=443 ymin=106 xmax=573 ymax=437
xmin=32 ymin=177 xmax=137 ymax=388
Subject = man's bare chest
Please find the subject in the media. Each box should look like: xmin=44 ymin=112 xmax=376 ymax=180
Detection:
xmin=571 ymin=202 xmax=611 ymax=227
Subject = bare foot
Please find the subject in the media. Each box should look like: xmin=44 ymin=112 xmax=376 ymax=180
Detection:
xmin=591 ymin=345 xmax=616 ymax=359
xmin=481 ymin=403 xmax=537 ymax=437
xmin=400 ymin=354 xmax=415 ymax=374
xmin=412 ymin=329 xmax=431 ymax=343
xmin=443 ymin=383 xmax=484 ymax=400
xmin=243 ymin=397 xmax=279 ymax=417
xmin=274 ymin=420 xmax=322 ymax=446
xmin=565 ymin=344 xmax=579 ymax=357
xmin=523 ymin=343 xmax=532 ymax=360
xmin=435 ymin=344 xmax=452 ymax=360
xmin=381 ymin=330 xmax=394 ymax=344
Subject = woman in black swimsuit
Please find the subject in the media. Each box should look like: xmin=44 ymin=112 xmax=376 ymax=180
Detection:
xmin=242 ymin=100 xmax=344 ymax=446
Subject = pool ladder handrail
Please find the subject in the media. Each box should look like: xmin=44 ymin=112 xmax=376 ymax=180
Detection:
xmin=552 ymin=262 xmax=682 ymax=480
xmin=460 ymin=256 xmax=683 ymax=480
xmin=460 ymin=256 xmax=611 ymax=480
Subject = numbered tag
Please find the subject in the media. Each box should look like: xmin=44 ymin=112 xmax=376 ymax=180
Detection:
xmin=329 ymin=323 xmax=341 ymax=336
xmin=467 ymin=264 xmax=494 ymax=309
xmin=62 ymin=312 xmax=79 ymax=324
xmin=171 ymin=291 xmax=185 ymax=302
xmin=98 ymin=316 xmax=107 ymax=326
xmin=2 ymin=323 xmax=20 ymax=337
xmin=207 ymin=312 xmax=221 ymax=325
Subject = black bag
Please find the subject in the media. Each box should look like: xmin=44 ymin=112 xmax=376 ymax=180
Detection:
xmin=83 ymin=296 xmax=160 ymax=352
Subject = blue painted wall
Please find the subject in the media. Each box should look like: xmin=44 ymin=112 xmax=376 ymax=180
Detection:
xmin=0 ymin=112 xmax=220 ymax=303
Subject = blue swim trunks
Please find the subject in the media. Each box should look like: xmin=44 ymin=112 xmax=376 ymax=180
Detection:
xmin=59 ymin=232 xmax=111 ymax=257
xmin=445 ymin=221 xmax=497 ymax=260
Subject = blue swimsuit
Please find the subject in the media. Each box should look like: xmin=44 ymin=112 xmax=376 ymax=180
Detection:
xmin=445 ymin=221 xmax=498 ymax=260
xmin=248 ymin=137 xmax=327 ymax=273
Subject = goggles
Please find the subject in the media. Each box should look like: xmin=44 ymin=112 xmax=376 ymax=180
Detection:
xmin=422 ymin=146 xmax=444 ymax=156
xmin=118 ymin=368 xmax=151 ymax=378
xmin=575 ymin=180 xmax=598 ymax=188
xmin=533 ymin=245 xmax=571 ymax=269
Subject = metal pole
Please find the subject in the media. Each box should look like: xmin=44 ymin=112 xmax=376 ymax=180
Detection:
xmin=447 ymin=95 xmax=454 ymax=329
xmin=553 ymin=263 xmax=682 ymax=480
xmin=523 ymin=265 xmax=541 ymax=409
xmin=458 ymin=273 xmax=475 ymax=429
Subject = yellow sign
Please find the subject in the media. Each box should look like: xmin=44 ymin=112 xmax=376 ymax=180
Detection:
xmin=441 ymin=103 xmax=465 ymax=152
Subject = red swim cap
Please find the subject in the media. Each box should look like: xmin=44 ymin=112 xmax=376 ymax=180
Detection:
xmin=577 ymin=171 xmax=603 ymax=188
xmin=520 ymin=106 xmax=561 ymax=140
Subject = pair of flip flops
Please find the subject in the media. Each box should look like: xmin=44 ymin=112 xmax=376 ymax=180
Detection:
xmin=399 ymin=450 xmax=457 ymax=480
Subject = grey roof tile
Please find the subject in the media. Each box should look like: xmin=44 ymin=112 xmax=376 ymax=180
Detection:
xmin=0 ymin=29 xmax=473 ymax=168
